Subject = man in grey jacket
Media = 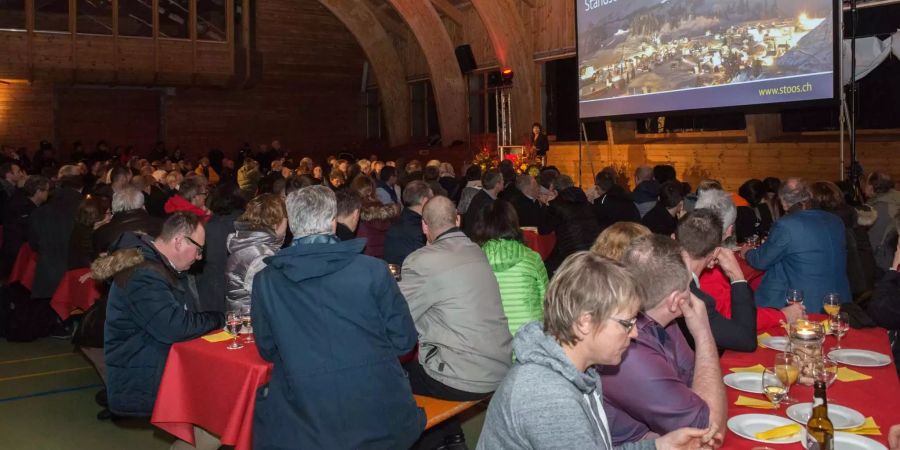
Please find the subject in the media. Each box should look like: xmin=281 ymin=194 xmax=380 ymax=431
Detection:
xmin=400 ymin=195 xmax=513 ymax=448
xmin=477 ymin=252 xmax=719 ymax=450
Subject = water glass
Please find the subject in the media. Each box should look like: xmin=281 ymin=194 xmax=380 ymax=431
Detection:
xmin=225 ymin=311 xmax=244 ymax=350
xmin=813 ymin=358 xmax=838 ymax=387
xmin=831 ymin=312 xmax=850 ymax=350
xmin=241 ymin=304 xmax=254 ymax=344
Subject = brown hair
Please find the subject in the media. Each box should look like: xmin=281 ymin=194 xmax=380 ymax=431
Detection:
xmin=810 ymin=181 xmax=845 ymax=211
xmin=349 ymin=174 xmax=378 ymax=203
xmin=622 ymin=235 xmax=690 ymax=310
xmin=591 ymin=222 xmax=652 ymax=262
xmin=76 ymin=196 xmax=108 ymax=227
xmin=543 ymin=252 xmax=642 ymax=347
xmin=676 ymin=209 xmax=723 ymax=259
xmin=238 ymin=193 xmax=287 ymax=233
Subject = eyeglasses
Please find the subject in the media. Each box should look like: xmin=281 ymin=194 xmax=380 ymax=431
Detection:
xmin=609 ymin=316 xmax=638 ymax=333
xmin=184 ymin=235 xmax=205 ymax=253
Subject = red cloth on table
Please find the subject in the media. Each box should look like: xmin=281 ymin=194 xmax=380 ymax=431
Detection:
xmin=698 ymin=251 xmax=784 ymax=331
xmin=8 ymin=243 xmax=37 ymax=290
xmin=49 ymin=268 xmax=101 ymax=320
xmin=522 ymin=230 xmax=555 ymax=260
xmin=721 ymin=317 xmax=900 ymax=449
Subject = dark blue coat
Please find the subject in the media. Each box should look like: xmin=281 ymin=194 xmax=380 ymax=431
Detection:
xmin=103 ymin=234 xmax=223 ymax=416
xmin=746 ymin=209 xmax=851 ymax=313
xmin=251 ymin=235 xmax=424 ymax=450
xmin=383 ymin=208 xmax=426 ymax=265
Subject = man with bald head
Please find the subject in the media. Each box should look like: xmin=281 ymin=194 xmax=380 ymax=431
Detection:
xmin=400 ymin=195 xmax=513 ymax=447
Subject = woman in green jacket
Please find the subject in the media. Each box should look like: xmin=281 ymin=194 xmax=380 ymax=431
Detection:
xmin=473 ymin=200 xmax=549 ymax=335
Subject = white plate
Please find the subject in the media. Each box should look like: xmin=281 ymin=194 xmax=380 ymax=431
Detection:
xmin=759 ymin=336 xmax=790 ymax=351
xmin=785 ymin=403 xmax=866 ymax=430
xmin=727 ymin=414 xmax=803 ymax=444
xmin=828 ymin=349 xmax=892 ymax=367
xmin=723 ymin=372 xmax=764 ymax=394
xmin=800 ymin=431 xmax=887 ymax=450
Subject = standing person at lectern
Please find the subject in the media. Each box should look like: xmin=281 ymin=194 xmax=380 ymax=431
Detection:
xmin=531 ymin=123 xmax=549 ymax=166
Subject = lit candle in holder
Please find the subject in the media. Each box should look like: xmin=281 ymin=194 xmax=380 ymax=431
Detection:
xmin=789 ymin=319 xmax=825 ymax=386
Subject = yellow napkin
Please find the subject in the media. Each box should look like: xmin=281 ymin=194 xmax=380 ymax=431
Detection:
xmin=845 ymin=417 xmax=882 ymax=436
xmin=730 ymin=364 xmax=766 ymax=374
xmin=735 ymin=395 xmax=777 ymax=409
xmin=754 ymin=423 xmax=802 ymax=440
xmin=836 ymin=367 xmax=872 ymax=382
xmin=202 ymin=331 xmax=233 ymax=343
xmin=757 ymin=333 xmax=771 ymax=344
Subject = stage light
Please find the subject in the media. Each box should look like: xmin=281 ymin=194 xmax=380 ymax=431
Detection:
xmin=501 ymin=68 xmax=514 ymax=84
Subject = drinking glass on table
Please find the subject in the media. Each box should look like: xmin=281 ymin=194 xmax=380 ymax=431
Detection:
xmin=823 ymin=293 xmax=842 ymax=317
xmin=813 ymin=358 xmax=838 ymax=388
xmin=786 ymin=289 xmax=806 ymax=318
xmin=762 ymin=368 xmax=788 ymax=409
xmin=831 ymin=312 xmax=850 ymax=350
xmin=241 ymin=304 xmax=254 ymax=344
xmin=774 ymin=353 xmax=799 ymax=404
xmin=225 ymin=311 xmax=244 ymax=350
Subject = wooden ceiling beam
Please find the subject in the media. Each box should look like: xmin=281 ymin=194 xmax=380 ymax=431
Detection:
xmin=430 ymin=0 xmax=464 ymax=25
xmin=370 ymin=3 xmax=408 ymax=40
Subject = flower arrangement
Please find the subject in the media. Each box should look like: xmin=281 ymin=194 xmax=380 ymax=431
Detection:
xmin=473 ymin=148 xmax=498 ymax=172
xmin=473 ymin=148 xmax=543 ymax=175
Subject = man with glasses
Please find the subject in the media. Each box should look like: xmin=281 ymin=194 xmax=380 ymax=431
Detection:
xmin=99 ymin=212 xmax=223 ymax=449
xmin=601 ymin=235 xmax=726 ymax=446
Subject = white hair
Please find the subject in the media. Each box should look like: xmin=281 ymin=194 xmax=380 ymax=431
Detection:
xmin=112 ymin=186 xmax=145 ymax=213
xmin=286 ymin=185 xmax=336 ymax=237
xmin=695 ymin=189 xmax=737 ymax=235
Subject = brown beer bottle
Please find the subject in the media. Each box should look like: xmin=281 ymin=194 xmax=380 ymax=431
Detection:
xmin=805 ymin=380 xmax=834 ymax=450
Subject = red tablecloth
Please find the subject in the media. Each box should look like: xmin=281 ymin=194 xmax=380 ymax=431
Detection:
xmin=522 ymin=230 xmax=555 ymax=260
xmin=49 ymin=268 xmax=101 ymax=320
xmin=152 ymin=337 xmax=466 ymax=450
xmin=8 ymin=243 xmax=36 ymax=290
xmin=721 ymin=320 xmax=900 ymax=449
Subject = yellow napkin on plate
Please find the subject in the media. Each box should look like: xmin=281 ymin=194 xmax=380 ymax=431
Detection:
xmin=845 ymin=417 xmax=882 ymax=436
xmin=202 ymin=331 xmax=233 ymax=343
xmin=730 ymin=364 xmax=766 ymax=374
xmin=836 ymin=367 xmax=872 ymax=382
xmin=735 ymin=395 xmax=777 ymax=409
xmin=757 ymin=333 xmax=771 ymax=344
xmin=754 ymin=423 xmax=802 ymax=440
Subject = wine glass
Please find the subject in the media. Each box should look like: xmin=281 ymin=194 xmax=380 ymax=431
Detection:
xmin=823 ymin=293 xmax=841 ymax=317
xmin=813 ymin=358 xmax=838 ymax=387
xmin=762 ymin=368 xmax=787 ymax=409
xmin=774 ymin=353 xmax=799 ymax=404
xmin=225 ymin=311 xmax=244 ymax=350
xmin=831 ymin=312 xmax=850 ymax=350
xmin=241 ymin=304 xmax=254 ymax=344
xmin=786 ymin=289 xmax=806 ymax=319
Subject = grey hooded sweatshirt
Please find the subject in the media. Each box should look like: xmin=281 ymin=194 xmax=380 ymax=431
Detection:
xmin=477 ymin=321 xmax=656 ymax=450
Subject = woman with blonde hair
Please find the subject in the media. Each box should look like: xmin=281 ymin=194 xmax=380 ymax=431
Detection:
xmin=590 ymin=222 xmax=652 ymax=262
xmin=225 ymin=193 xmax=288 ymax=311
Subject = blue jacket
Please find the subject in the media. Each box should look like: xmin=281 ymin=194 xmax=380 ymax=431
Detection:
xmin=746 ymin=209 xmax=851 ymax=313
xmin=102 ymin=233 xmax=223 ymax=416
xmin=251 ymin=235 xmax=424 ymax=450
xmin=383 ymin=208 xmax=426 ymax=265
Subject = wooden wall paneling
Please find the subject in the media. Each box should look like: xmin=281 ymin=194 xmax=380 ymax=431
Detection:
xmin=388 ymin=0 xmax=466 ymax=145
xmin=31 ymin=33 xmax=75 ymax=78
xmin=318 ymin=0 xmax=411 ymax=146
xmin=116 ymin=38 xmax=155 ymax=84
xmin=74 ymin=35 xmax=116 ymax=83
xmin=156 ymin=39 xmax=193 ymax=84
xmin=56 ymin=87 xmax=161 ymax=158
xmin=0 ymin=32 xmax=30 ymax=79
xmin=0 ymin=82 xmax=55 ymax=148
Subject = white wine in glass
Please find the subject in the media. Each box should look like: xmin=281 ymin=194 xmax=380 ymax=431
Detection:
xmin=762 ymin=368 xmax=787 ymax=409
xmin=823 ymin=293 xmax=841 ymax=316
xmin=774 ymin=353 xmax=799 ymax=403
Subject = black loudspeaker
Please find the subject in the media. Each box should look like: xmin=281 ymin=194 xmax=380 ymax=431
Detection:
xmin=455 ymin=45 xmax=477 ymax=74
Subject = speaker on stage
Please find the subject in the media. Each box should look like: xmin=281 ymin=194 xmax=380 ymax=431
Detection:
xmin=455 ymin=45 xmax=477 ymax=74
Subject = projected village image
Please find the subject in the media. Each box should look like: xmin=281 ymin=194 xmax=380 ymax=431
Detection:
xmin=578 ymin=0 xmax=833 ymax=102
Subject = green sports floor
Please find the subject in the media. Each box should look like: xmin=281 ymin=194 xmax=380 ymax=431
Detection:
xmin=0 ymin=338 xmax=486 ymax=450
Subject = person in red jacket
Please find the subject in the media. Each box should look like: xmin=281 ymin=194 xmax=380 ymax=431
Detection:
xmin=695 ymin=189 xmax=805 ymax=331
xmin=163 ymin=174 xmax=211 ymax=223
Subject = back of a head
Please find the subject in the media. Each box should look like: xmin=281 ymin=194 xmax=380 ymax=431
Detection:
xmin=110 ymin=165 xmax=132 ymax=186
xmin=867 ymin=172 xmax=895 ymax=194
xmin=555 ymin=174 xmax=575 ymax=191
xmin=422 ymin=195 xmax=457 ymax=233
xmin=594 ymin=171 xmax=617 ymax=193
xmin=403 ymin=180 xmax=433 ymax=208
xmin=159 ymin=211 xmax=202 ymax=242
xmin=286 ymin=185 xmax=336 ymax=237
xmin=543 ymin=252 xmax=642 ymax=346
xmin=590 ymin=222 xmax=652 ymax=262
xmin=810 ymin=181 xmax=845 ymax=211
xmin=499 ymin=161 xmax=517 ymax=185
xmin=482 ymin=169 xmax=503 ymax=191
xmin=379 ymin=165 xmax=397 ymax=183
xmin=424 ymin=166 xmax=440 ymax=182
xmin=763 ymin=177 xmax=781 ymax=194
xmin=112 ymin=186 xmax=145 ymax=213
xmin=58 ymin=165 xmax=81 ymax=179
xmin=76 ymin=196 xmax=106 ymax=227
xmin=208 ymin=182 xmax=246 ymax=215
xmin=695 ymin=188 xmax=737 ymax=233
xmin=538 ymin=168 xmax=558 ymax=190
xmin=239 ymin=193 xmax=287 ymax=233
xmin=471 ymin=200 xmax=522 ymax=245
xmin=439 ymin=162 xmax=454 ymax=177
xmin=622 ymin=235 xmax=690 ymax=310
xmin=653 ymin=165 xmax=677 ymax=184
xmin=285 ymin=175 xmax=316 ymax=196
xmin=406 ymin=160 xmax=422 ymax=174
xmin=738 ymin=179 xmax=765 ymax=205
xmin=515 ymin=174 xmax=535 ymax=194
xmin=676 ymin=209 xmax=723 ymax=259
xmin=634 ymin=165 xmax=653 ymax=183
xmin=464 ymin=164 xmax=482 ymax=182
xmin=659 ymin=181 xmax=684 ymax=209
xmin=778 ymin=177 xmax=811 ymax=210
xmin=349 ymin=173 xmax=377 ymax=201
xmin=697 ymin=179 xmax=723 ymax=194
xmin=23 ymin=175 xmax=50 ymax=197
xmin=335 ymin=189 xmax=362 ymax=219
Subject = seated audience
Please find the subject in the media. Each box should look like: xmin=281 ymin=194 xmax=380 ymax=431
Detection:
xmin=98 ymin=213 xmax=223 ymax=448
xmin=334 ymin=189 xmax=362 ymax=241
xmin=251 ymin=185 xmax=423 ymax=449
xmin=591 ymin=170 xmax=640 ymax=232
xmin=29 ymin=174 xmax=84 ymax=302
xmin=147 ymin=171 xmax=181 ymax=218
xmin=745 ymin=178 xmax=851 ymax=313
xmin=866 ymin=172 xmax=900 ymax=271
xmin=544 ymin=175 xmax=602 ymax=277
xmin=632 ymin=165 xmax=659 ymax=217
xmin=590 ymin=221 xmax=651 ymax=262
xmin=68 ymin=196 xmax=109 ymax=269
xmin=384 ymin=180 xmax=433 ymax=265
xmin=472 ymin=200 xmax=549 ymax=336
xmin=478 ymin=251 xmax=718 ymax=450
xmin=194 ymin=157 xmax=220 ymax=186
xmin=463 ymin=169 xmax=503 ymax=238
xmin=375 ymin=165 xmax=399 ymax=205
xmin=736 ymin=179 xmax=773 ymax=242
xmin=457 ymin=164 xmax=483 ymax=214
xmin=423 ymin=165 xmax=448 ymax=198
xmin=225 ymin=193 xmax=287 ymax=312
xmin=93 ymin=186 xmax=163 ymax=257
xmin=237 ymin=158 xmax=261 ymax=198
xmin=695 ymin=189 xmax=801 ymax=332
xmin=399 ymin=196 xmax=512 ymax=447
xmin=438 ymin=162 xmax=459 ymax=202
xmin=195 ymin=183 xmax=246 ymax=312
xmin=603 ymin=235 xmax=726 ymax=445
xmin=0 ymin=175 xmax=48 ymax=277
xmin=641 ymin=180 xmax=684 ymax=236
xmin=350 ymin=175 xmax=400 ymax=258
xmin=164 ymin=175 xmax=211 ymax=222
xmin=502 ymin=174 xmax=548 ymax=231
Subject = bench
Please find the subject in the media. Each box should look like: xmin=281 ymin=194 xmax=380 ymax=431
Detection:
xmin=415 ymin=395 xmax=482 ymax=430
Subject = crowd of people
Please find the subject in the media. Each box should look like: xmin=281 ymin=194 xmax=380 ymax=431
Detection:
xmin=1 ymin=139 xmax=900 ymax=450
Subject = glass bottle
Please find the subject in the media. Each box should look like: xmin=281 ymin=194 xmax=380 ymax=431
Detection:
xmin=805 ymin=380 xmax=834 ymax=450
